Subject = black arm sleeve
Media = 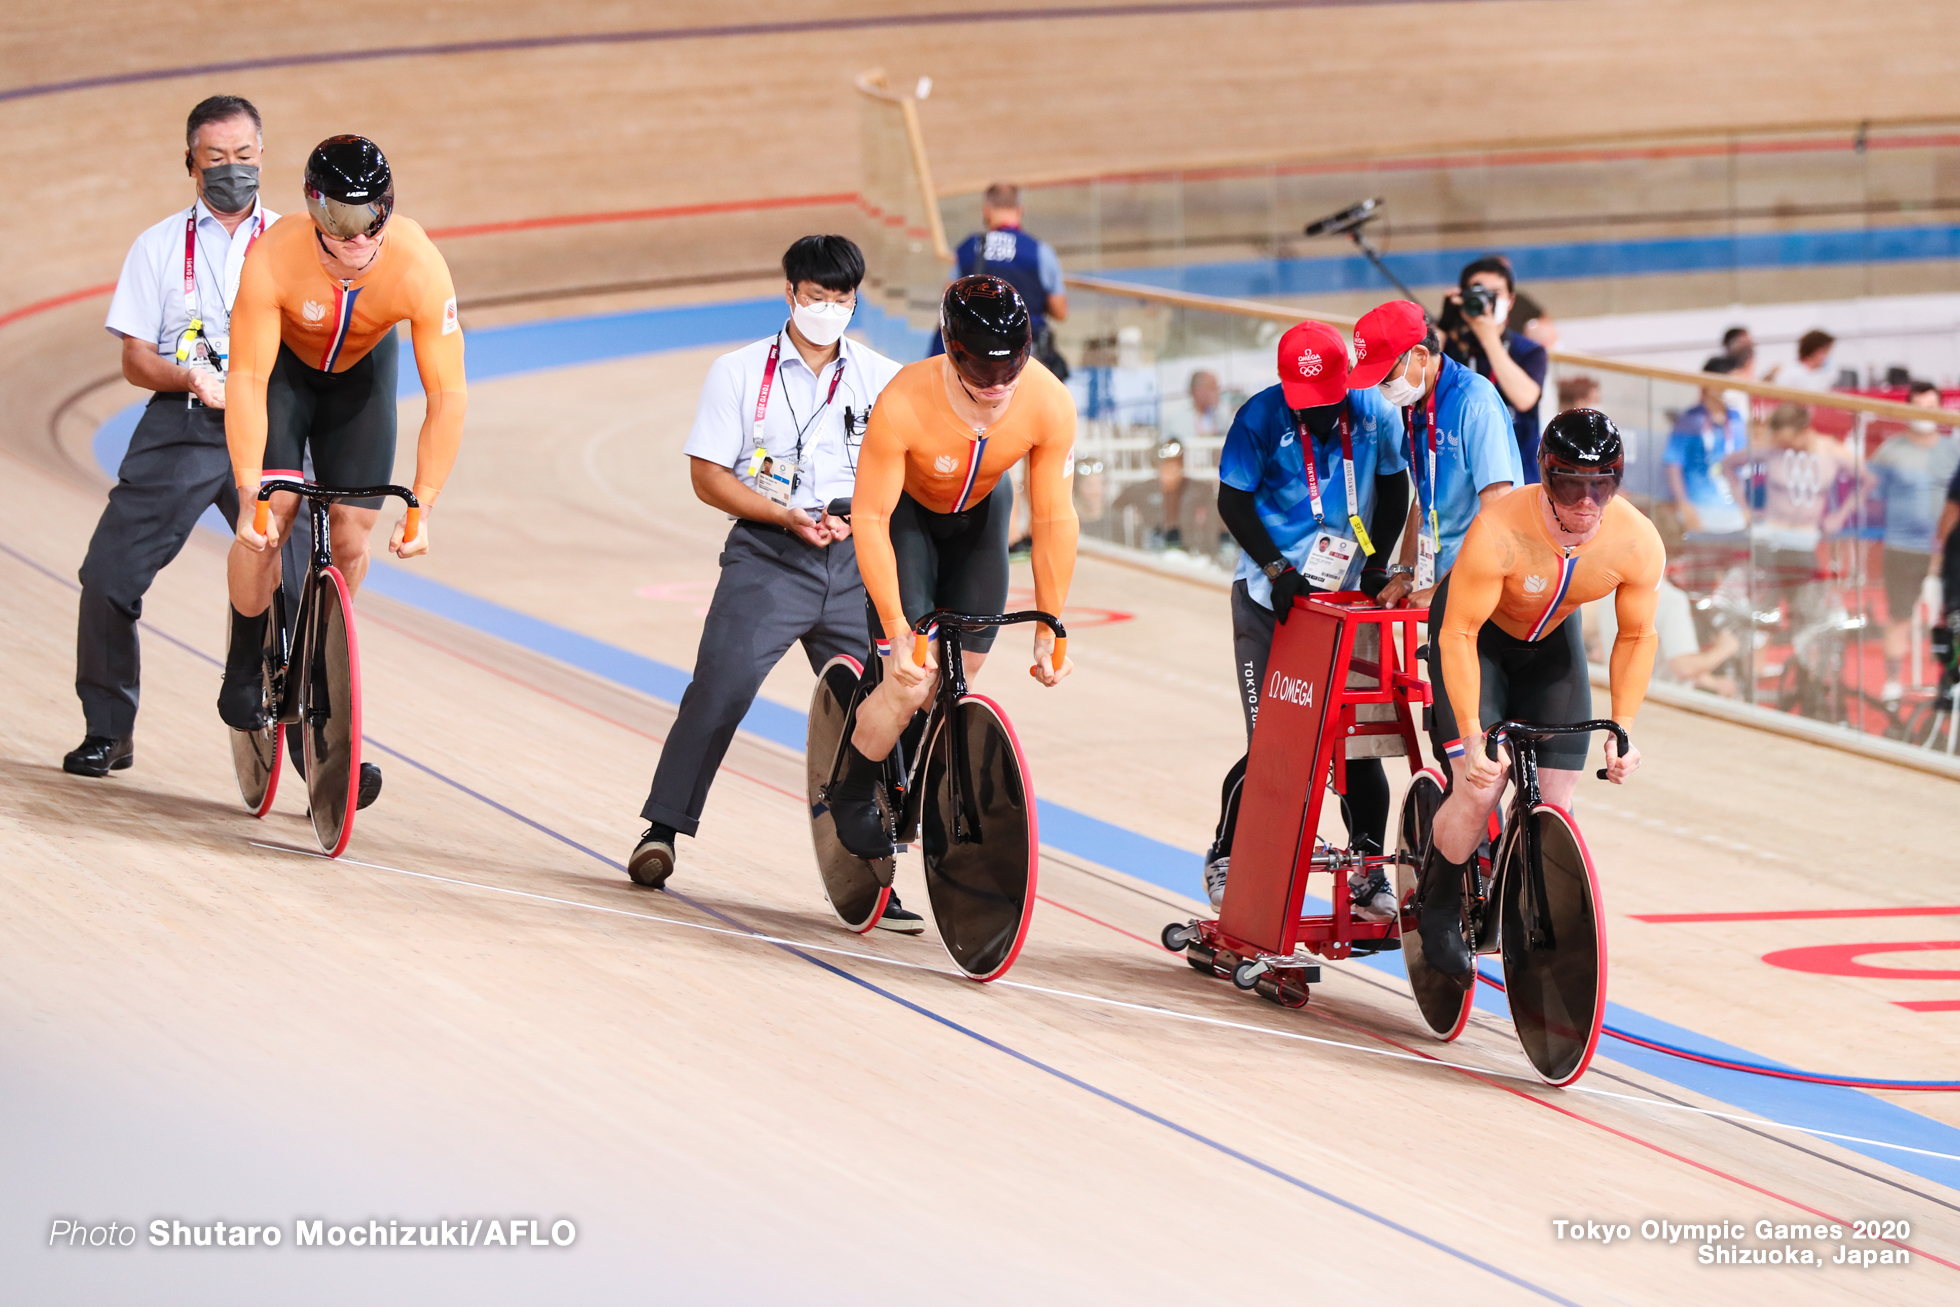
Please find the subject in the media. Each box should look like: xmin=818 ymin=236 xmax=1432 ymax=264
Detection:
xmin=1369 ymin=469 xmax=1410 ymax=558
xmin=1217 ymin=482 xmax=1283 ymax=569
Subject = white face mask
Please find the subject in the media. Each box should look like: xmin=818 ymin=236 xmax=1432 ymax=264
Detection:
xmin=791 ymin=297 xmax=853 ymax=348
xmin=1911 ymin=418 xmax=1938 ymax=434
xmin=1379 ymin=350 xmax=1426 ymax=407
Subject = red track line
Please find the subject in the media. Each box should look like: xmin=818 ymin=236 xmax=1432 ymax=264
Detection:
xmin=0 ymin=281 xmax=116 ymax=329
xmin=358 ymin=609 xmax=803 ymax=803
xmin=1634 ymin=905 xmax=1960 ymax=923
xmin=1300 ymin=1003 xmax=1959 ymax=1272
xmin=1896 ymin=1001 xmax=1960 ymax=1013
xmin=1035 ymin=893 xmax=1177 ymax=952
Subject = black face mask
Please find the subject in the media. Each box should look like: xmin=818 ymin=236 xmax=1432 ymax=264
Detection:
xmin=200 ymin=163 xmax=259 ymax=214
xmin=1292 ymin=402 xmax=1344 ymax=439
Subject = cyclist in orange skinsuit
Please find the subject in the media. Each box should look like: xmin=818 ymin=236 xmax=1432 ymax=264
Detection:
xmin=216 ymin=136 xmax=466 ymax=809
xmin=828 ymin=275 xmax=1079 ymax=860
xmin=1415 ymin=409 xmax=1664 ymax=975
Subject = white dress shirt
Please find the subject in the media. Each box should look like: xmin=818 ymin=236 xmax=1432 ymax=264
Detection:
xmin=105 ymin=195 xmax=278 ymax=365
xmin=682 ymin=326 xmax=904 ymax=513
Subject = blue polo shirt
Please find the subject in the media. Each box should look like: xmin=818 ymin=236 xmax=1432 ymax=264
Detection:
xmin=1405 ymin=355 xmax=1525 ymax=575
xmin=1663 ymin=403 xmax=1748 ymax=535
xmin=1220 ymin=384 xmax=1407 ymax=607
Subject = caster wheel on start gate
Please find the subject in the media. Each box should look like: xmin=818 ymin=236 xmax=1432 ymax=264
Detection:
xmin=1231 ymin=960 xmax=1264 ymax=991
xmin=1162 ymin=921 xmax=1199 ymax=952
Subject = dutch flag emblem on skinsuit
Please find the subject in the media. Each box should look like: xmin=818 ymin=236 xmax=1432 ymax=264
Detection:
xmin=1526 ymin=555 xmax=1579 ymax=642
xmin=321 ymin=284 xmax=362 ymax=371
xmin=952 ymin=435 xmax=989 ymax=512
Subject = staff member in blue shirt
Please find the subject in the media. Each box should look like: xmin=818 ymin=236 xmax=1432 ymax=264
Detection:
xmin=1350 ymin=301 xmax=1523 ymax=772
xmin=1200 ymin=322 xmax=1410 ymax=916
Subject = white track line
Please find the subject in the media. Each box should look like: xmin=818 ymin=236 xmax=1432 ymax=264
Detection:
xmin=250 ymin=840 xmax=1960 ymax=1167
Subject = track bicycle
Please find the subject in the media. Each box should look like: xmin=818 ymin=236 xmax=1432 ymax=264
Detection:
xmin=805 ymin=501 xmax=1065 ymax=981
xmin=227 ymin=478 xmax=419 ymax=858
xmin=1394 ymin=718 xmax=1628 ymax=1086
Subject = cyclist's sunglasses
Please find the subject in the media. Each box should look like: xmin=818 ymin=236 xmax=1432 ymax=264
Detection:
xmin=1544 ymin=466 xmax=1622 ymax=507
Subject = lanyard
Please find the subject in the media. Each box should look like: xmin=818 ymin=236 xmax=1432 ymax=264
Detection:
xmin=175 ymin=206 xmax=264 ymax=362
xmin=754 ymin=329 xmax=848 ymax=467
xmin=1298 ymin=407 xmax=1375 ymax=556
xmin=1407 ymin=386 xmax=1441 ymax=546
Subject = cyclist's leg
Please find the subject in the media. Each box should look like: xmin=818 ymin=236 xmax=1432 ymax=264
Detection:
xmin=226 ymin=344 xmax=312 ymax=619
xmin=851 ymin=493 xmax=943 ymax=761
xmin=1522 ymin=613 xmax=1595 ymax=811
xmin=221 ymin=348 xmax=313 ymax=728
xmin=1430 ymin=620 xmax=1515 ymax=864
xmin=306 ymin=331 xmax=398 ymax=596
xmin=930 ymin=473 xmax=1013 ymax=681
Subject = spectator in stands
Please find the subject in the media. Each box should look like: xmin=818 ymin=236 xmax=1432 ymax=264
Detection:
xmin=1154 ymin=369 xmax=1227 ymax=553
xmin=1439 ymin=254 xmax=1548 ymax=481
xmin=1665 ymin=357 xmax=1749 ymax=537
xmin=1719 ymin=402 xmax=1866 ymax=619
xmin=1720 ymin=326 xmax=1754 ymax=366
xmin=1557 ymin=375 xmax=1601 ymax=413
xmin=1870 ymin=381 xmax=1960 ymax=700
xmin=1587 ymin=577 xmax=1739 ymax=696
xmin=1769 ymin=329 xmax=1837 ymax=392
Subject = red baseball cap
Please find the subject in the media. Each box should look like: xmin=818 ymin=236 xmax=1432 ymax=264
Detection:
xmin=1276 ymin=321 xmax=1351 ymax=409
xmin=1347 ymin=300 xmax=1430 ymax=389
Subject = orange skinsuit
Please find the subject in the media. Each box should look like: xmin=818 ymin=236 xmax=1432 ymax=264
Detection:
xmin=1438 ymin=487 xmax=1665 ymax=740
xmin=225 ymin=214 xmax=466 ymax=500
xmin=854 ymin=358 xmax=1080 ymax=645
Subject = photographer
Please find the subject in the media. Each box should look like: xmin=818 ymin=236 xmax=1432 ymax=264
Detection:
xmin=1439 ymin=255 xmax=1548 ymax=481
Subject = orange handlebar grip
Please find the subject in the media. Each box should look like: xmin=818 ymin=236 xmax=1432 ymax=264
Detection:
xmin=252 ymin=500 xmax=268 ymax=536
xmin=1052 ymin=636 xmax=1067 ymax=667
xmin=403 ymin=506 xmax=421 ymax=544
xmin=912 ymin=632 xmax=930 ymax=666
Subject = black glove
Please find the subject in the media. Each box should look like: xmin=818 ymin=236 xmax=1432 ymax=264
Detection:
xmin=1271 ymin=566 xmax=1311 ymax=623
xmin=1358 ymin=567 xmax=1390 ymax=599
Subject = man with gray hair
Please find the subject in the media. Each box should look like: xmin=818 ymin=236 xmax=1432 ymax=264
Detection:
xmin=65 ymin=95 xmax=294 ymax=777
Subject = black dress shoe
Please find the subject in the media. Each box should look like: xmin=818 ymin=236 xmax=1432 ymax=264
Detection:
xmin=357 ymin=762 xmax=382 ymax=810
xmin=63 ymin=736 xmax=133 ymax=777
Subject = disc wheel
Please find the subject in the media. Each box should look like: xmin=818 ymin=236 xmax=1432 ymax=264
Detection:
xmin=1395 ymin=768 xmax=1473 ymax=1040
xmin=1499 ymin=804 xmax=1607 ymax=1086
xmin=229 ymin=590 xmax=287 ymax=817
xmin=806 ymin=655 xmax=893 ymax=933
xmin=302 ymin=568 xmax=362 ymax=858
xmin=921 ymin=694 xmax=1037 ymax=981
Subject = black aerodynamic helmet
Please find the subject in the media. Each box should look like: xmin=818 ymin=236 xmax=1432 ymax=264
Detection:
xmin=304 ymin=135 xmax=394 ymax=240
xmin=942 ymin=274 xmax=1032 ymax=389
xmin=1539 ymin=407 xmax=1625 ymax=506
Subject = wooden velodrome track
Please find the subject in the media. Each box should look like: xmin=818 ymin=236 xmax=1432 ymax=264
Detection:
xmin=7 ymin=4 xmax=1960 ymax=1302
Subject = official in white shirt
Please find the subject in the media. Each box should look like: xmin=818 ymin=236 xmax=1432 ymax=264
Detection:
xmin=629 ymin=237 xmax=910 ymax=911
xmin=66 ymin=95 xmax=298 ymax=777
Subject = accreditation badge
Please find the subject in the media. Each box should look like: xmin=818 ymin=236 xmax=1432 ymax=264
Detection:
xmin=1416 ymin=531 xmax=1437 ymax=590
xmin=1300 ymin=531 xmax=1359 ymax=590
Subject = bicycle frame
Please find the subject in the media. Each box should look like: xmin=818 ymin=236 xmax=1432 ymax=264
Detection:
xmin=825 ymin=608 xmax=1066 ymax=851
xmin=1481 ymin=718 xmax=1630 ymax=952
xmin=253 ymin=478 xmax=419 ymax=725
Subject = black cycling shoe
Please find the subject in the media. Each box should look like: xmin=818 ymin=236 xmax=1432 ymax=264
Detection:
xmin=63 ymin=735 xmax=133 ymax=777
xmin=1416 ymin=842 xmax=1474 ymax=977
xmin=357 ymin=762 xmax=383 ymax=810
xmin=874 ymin=892 xmax=926 ymax=934
xmin=627 ymin=824 xmax=677 ymax=888
xmin=218 ymin=605 xmax=272 ymax=730
xmin=829 ymin=740 xmax=895 ymax=861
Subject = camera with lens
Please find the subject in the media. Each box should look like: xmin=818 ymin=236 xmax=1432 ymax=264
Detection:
xmin=1460 ymin=283 xmax=1501 ymax=319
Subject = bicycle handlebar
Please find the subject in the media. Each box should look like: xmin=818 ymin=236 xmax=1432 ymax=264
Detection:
xmin=1483 ymin=718 xmax=1632 ymax=781
xmin=254 ymin=479 xmax=421 ymax=544
xmin=909 ymin=609 xmax=1069 ymax=678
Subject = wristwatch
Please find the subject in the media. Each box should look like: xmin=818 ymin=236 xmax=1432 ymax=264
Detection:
xmin=1261 ymin=560 xmax=1290 ymax=581
xmin=1385 ymin=564 xmax=1416 ymax=579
